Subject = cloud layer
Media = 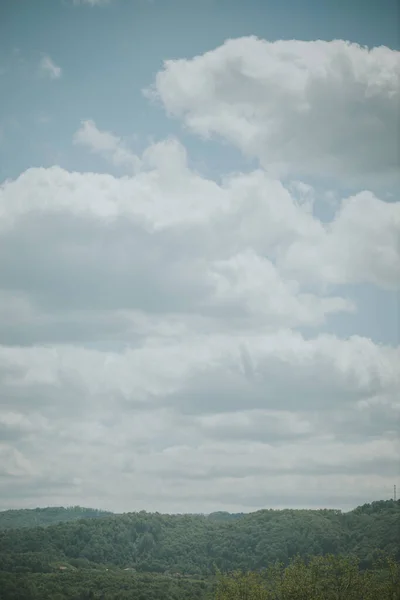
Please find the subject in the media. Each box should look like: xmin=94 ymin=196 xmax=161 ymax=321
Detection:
xmin=1 ymin=37 xmax=399 ymax=513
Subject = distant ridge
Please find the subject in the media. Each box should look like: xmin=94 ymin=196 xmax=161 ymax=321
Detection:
xmin=0 ymin=506 xmax=112 ymax=531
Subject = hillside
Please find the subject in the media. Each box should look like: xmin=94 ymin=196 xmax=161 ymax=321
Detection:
xmin=0 ymin=500 xmax=398 ymax=576
xmin=0 ymin=506 xmax=112 ymax=531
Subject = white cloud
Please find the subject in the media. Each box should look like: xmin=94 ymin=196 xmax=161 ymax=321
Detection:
xmin=149 ymin=37 xmax=400 ymax=184
xmin=1 ymin=156 xmax=398 ymax=510
xmin=39 ymin=55 xmax=62 ymax=79
xmin=73 ymin=0 xmax=114 ymax=5
xmin=74 ymin=120 xmax=141 ymax=172
xmin=1 ymin=154 xmax=398 ymax=298
xmin=210 ymin=249 xmax=354 ymax=325
xmin=1 ymin=35 xmax=399 ymax=512
xmin=0 ymin=331 xmax=398 ymax=511
xmin=0 ymin=165 xmax=363 ymax=337
xmin=281 ymin=190 xmax=400 ymax=289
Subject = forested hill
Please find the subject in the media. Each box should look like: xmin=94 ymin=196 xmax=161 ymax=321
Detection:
xmin=0 ymin=500 xmax=398 ymax=576
xmin=0 ymin=506 xmax=112 ymax=531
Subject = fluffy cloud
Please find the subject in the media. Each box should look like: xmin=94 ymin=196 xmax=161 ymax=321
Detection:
xmin=1 ymin=36 xmax=399 ymax=512
xmin=280 ymin=190 xmax=400 ymax=289
xmin=149 ymin=37 xmax=400 ymax=184
xmin=39 ymin=55 xmax=62 ymax=79
xmin=0 ymin=154 xmax=399 ymax=511
xmin=74 ymin=120 xmax=141 ymax=172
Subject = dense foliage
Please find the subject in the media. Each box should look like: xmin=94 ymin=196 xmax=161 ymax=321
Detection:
xmin=216 ymin=555 xmax=400 ymax=600
xmin=0 ymin=500 xmax=398 ymax=576
xmin=0 ymin=570 xmax=212 ymax=600
xmin=0 ymin=555 xmax=399 ymax=600
xmin=0 ymin=507 xmax=112 ymax=531
xmin=0 ymin=500 xmax=398 ymax=599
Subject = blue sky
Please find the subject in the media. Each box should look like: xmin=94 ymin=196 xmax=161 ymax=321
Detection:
xmin=1 ymin=0 xmax=398 ymax=344
xmin=0 ymin=0 xmax=399 ymax=512
xmin=1 ymin=0 xmax=399 ymax=180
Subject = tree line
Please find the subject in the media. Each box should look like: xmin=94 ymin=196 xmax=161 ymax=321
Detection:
xmin=0 ymin=506 xmax=112 ymax=531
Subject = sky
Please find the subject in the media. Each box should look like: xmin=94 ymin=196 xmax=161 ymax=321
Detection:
xmin=0 ymin=0 xmax=399 ymax=514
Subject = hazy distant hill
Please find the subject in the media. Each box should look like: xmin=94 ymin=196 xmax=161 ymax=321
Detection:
xmin=0 ymin=506 xmax=112 ymax=531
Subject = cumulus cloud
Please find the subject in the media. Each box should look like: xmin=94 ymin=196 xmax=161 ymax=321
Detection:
xmin=0 ymin=157 xmax=399 ymax=511
xmin=39 ymin=55 xmax=62 ymax=79
xmin=74 ymin=120 xmax=141 ymax=172
xmin=1 ymin=36 xmax=399 ymax=512
xmin=148 ymin=37 xmax=400 ymax=184
xmin=281 ymin=190 xmax=400 ymax=289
